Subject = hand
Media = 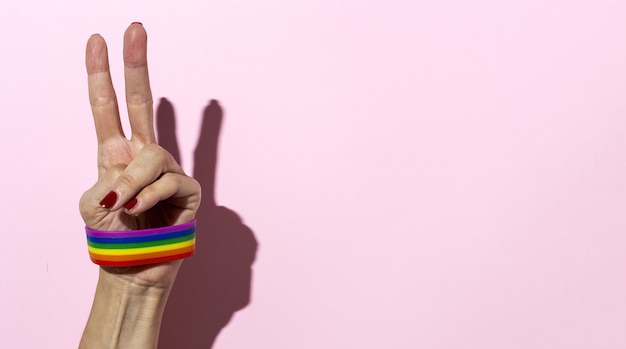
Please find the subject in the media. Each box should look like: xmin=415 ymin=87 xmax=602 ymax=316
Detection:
xmin=79 ymin=23 xmax=201 ymax=288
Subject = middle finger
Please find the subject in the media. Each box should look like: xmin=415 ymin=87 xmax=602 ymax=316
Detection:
xmin=123 ymin=23 xmax=155 ymax=144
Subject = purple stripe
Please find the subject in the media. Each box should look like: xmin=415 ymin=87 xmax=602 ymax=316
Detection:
xmin=86 ymin=220 xmax=196 ymax=238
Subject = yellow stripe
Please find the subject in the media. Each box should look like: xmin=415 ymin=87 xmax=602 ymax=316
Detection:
xmin=87 ymin=238 xmax=196 ymax=256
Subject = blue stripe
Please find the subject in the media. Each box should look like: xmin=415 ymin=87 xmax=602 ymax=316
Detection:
xmin=86 ymin=227 xmax=195 ymax=244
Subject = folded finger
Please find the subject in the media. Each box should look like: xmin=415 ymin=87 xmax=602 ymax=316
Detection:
xmin=123 ymin=23 xmax=155 ymax=144
xmin=123 ymin=173 xmax=201 ymax=215
xmin=86 ymin=34 xmax=124 ymax=143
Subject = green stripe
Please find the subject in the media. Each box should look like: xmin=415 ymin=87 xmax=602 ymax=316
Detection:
xmin=87 ymin=233 xmax=195 ymax=249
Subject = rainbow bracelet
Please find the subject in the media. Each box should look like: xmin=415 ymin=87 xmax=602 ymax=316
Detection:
xmin=85 ymin=220 xmax=196 ymax=267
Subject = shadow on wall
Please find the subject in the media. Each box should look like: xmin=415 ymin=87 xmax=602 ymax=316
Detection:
xmin=156 ymin=98 xmax=259 ymax=348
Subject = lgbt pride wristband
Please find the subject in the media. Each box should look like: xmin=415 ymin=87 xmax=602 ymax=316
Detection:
xmin=85 ymin=220 xmax=196 ymax=267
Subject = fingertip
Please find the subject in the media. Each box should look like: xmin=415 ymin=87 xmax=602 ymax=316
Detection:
xmin=99 ymin=191 xmax=118 ymax=209
xmin=124 ymin=198 xmax=138 ymax=211
xmin=124 ymin=22 xmax=148 ymax=67
xmin=127 ymin=21 xmax=145 ymax=34
xmin=124 ymin=22 xmax=147 ymax=40
xmin=86 ymin=34 xmax=109 ymax=74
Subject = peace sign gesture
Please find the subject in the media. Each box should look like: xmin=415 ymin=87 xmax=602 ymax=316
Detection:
xmin=79 ymin=23 xmax=200 ymax=277
xmin=78 ymin=23 xmax=201 ymax=348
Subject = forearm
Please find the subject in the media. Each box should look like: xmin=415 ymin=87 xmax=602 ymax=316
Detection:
xmin=79 ymin=269 xmax=172 ymax=349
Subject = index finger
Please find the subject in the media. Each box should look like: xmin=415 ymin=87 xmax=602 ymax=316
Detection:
xmin=86 ymin=34 xmax=124 ymax=143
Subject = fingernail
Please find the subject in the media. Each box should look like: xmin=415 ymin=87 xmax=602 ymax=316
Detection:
xmin=124 ymin=198 xmax=138 ymax=211
xmin=132 ymin=22 xmax=143 ymax=26
xmin=99 ymin=191 xmax=118 ymax=209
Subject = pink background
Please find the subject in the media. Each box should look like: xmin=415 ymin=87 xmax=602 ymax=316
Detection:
xmin=2 ymin=1 xmax=626 ymax=348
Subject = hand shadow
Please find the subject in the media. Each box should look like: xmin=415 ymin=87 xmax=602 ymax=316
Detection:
xmin=156 ymin=98 xmax=258 ymax=348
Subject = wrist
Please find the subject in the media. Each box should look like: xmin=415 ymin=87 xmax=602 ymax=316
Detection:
xmin=98 ymin=268 xmax=172 ymax=299
xmin=98 ymin=260 xmax=182 ymax=291
xmin=79 ymin=266 xmax=179 ymax=349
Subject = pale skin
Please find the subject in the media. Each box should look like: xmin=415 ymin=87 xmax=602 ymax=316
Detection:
xmin=79 ymin=23 xmax=201 ymax=348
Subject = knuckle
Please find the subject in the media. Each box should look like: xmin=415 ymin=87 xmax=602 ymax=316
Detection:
xmin=142 ymin=144 xmax=168 ymax=163
xmin=161 ymin=173 xmax=182 ymax=194
xmin=106 ymin=164 xmax=127 ymax=179
xmin=140 ymin=183 xmax=159 ymax=201
xmin=78 ymin=190 xmax=92 ymax=215
xmin=116 ymin=170 xmax=139 ymax=190
xmin=90 ymin=95 xmax=116 ymax=108
xmin=126 ymin=92 xmax=153 ymax=107
xmin=190 ymin=177 xmax=201 ymax=193
xmin=163 ymin=172 xmax=180 ymax=184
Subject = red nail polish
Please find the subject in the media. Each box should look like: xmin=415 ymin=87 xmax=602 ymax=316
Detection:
xmin=132 ymin=22 xmax=143 ymax=26
xmin=124 ymin=198 xmax=138 ymax=211
xmin=99 ymin=191 xmax=118 ymax=209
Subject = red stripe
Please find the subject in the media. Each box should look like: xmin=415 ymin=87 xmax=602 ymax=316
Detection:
xmin=90 ymin=250 xmax=195 ymax=267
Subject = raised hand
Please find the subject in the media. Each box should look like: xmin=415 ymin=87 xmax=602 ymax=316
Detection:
xmin=79 ymin=23 xmax=200 ymax=285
